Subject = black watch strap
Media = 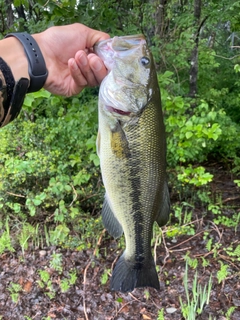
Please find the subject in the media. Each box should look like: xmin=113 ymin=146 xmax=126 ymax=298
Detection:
xmin=5 ymin=32 xmax=48 ymax=93
xmin=1 ymin=78 xmax=29 ymax=127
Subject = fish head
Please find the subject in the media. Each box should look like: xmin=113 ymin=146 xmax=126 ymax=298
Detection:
xmin=94 ymin=35 xmax=155 ymax=124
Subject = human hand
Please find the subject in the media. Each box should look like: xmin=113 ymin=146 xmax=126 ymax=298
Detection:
xmin=33 ymin=23 xmax=109 ymax=96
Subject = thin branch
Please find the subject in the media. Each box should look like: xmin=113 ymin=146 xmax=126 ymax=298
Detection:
xmin=6 ymin=192 xmax=25 ymax=198
xmin=161 ymin=229 xmax=170 ymax=267
xmin=82 ymin=229 xmax=106 ymax=320
xmin=68 ymin=183 xmax=77 ymax=207
xmin=212 ymin=53 xmax=240 ymax=60
xmin=168 ymin=230 xmax=205 ymax=250
xmin=153 ymin=232 xmax=161 ymax=264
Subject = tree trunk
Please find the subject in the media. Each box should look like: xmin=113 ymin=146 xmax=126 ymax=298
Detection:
xmin=154 ymin=0 xmax=167 ymax=39
xmin=188 ymin=0 xmax=201 ymax=98
xmin=6 ymin=0 xmax=14 ymax=29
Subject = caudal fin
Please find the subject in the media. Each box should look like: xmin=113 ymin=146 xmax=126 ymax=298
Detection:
xmin=110 ymin=254 xmax=160 ymax=292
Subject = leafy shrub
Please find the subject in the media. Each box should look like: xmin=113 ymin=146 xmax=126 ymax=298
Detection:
xmin=0 ymin=89 xmax=104 ymax=249
xmin=159 ymin=71 xmax=240 ymax=171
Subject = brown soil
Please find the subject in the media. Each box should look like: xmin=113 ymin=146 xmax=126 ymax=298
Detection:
xmin=0 ymin=167 xmax=239 ymax=320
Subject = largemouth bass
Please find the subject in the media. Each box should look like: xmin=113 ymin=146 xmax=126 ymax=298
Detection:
xmin=94 ymin=35 xmax=170 ymax=293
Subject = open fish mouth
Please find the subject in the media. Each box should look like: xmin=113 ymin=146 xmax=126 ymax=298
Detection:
xmin=94 ymin=34 xmax=146 ymax=70
xmin=106 ymin=106 xmax=131 ymax=116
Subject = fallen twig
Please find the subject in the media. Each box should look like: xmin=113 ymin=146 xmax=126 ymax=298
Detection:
xmin=82 ymin=229 xmax=106 ymax=320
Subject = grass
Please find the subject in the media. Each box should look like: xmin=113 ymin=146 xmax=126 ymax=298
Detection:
xmin=179 ymin=262 xmax=212 ymax=320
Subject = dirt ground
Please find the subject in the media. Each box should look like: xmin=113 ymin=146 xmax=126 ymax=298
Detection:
xmin=0 ymin=167 xmax=239 ymax=320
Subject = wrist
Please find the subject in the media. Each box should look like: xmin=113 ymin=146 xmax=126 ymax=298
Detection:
xmin=5 ymin=32 xmax=48 ymax=92
xmin=0 ymin=37 xmax=30 ymax=82
xmin=31 ymin=33 xmax=50 ymax=88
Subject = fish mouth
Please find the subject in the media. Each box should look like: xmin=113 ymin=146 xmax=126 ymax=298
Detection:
xmin=94 ymin=34 xmax=145 ymax=50
xmin=94 ymin=35 xmax=146 ymax=71
xmin=106 ymin=106 xmax=131 ymax=116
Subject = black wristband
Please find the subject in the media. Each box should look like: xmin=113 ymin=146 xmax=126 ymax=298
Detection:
xmin=5 ymin=32 xmax=48 ymax=93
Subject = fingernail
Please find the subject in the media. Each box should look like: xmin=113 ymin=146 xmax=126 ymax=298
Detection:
xmin=79 ymin=53 xmax=88 ymax=66
xmin=72 ymin=60 xmax=78 ymax=70
xmin=92 ymin=59 xmax=103 ymax=72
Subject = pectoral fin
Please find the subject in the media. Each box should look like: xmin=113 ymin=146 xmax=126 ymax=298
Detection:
xmin=111 ymin=122 xmax=130 ymax=159
xmin=102 ymin=195 xmax=123 ymax=238
xmin=156 ymin=181 xmax=170 ymax=227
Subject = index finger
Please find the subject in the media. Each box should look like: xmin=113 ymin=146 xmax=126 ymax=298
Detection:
xmin=85 ymin=27 xmax=110 ymax=49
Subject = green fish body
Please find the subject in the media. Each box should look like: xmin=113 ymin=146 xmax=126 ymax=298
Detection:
xmin=94 ymin=35 xmax=170 ymax=292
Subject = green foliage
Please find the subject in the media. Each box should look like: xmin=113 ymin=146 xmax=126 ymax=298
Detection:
xmin=37 ymin=261 xmax=78 ymax=298
xmin=0 ymin=218 xmax=14 ymax=254
xmin=157 ymin=309 xmax=165 ymax=320
xmin=184 ymin=253 xmax=198 ymax=269
xmin=166 ymin=203 xmax=195 ymax=237
xmin=226 ymin=307 xmax=237 ymax=320
xmin=18 ymin=223 xmax=38 ymax=253
xmin=49 ymin=252 xmax=63 ymax=272
xmin=179 ymin=263 xmax=212 ymax=320
xmin=0 ymin=88 xmax=104 ymax=250
xmin=59 ymin=269 xmax=77 ymax=293
xmin=177 ymin=166 xmax=213 ymax=187
xmin=7 ymin=282 xmax=22 ymax=303
xmin=217 ymin=262 xmax=229 ymax=283
xmin=37 ymin=269 xmax=55 ymax=299
xmin=159 ymin=71 xmax=240 ymax=170
xmin=100 ymin=268 xmax=111 ymax=285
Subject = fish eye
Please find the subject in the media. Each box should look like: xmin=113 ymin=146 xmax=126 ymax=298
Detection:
xmin=140 ymin=56 xmax=150 ymax=66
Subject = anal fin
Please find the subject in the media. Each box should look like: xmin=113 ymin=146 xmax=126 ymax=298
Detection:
xmin=156 ymin=180 xmax=170 ymax=227
xmin=102 ymin=195 xmax=123 ymax=238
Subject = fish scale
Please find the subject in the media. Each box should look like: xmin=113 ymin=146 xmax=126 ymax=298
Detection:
xmin=94 ymin=35 xmax=170 ymax=292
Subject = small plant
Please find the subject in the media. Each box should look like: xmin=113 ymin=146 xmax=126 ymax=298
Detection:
xmin=177 ymin=165 xmax=213 ymax=187
xmin=234 ymin=179 xmax=240 ymax=187
xmin=37 ymin=269 xmax=56 ymax=298
xmin=0 ymin=218 xmax=14 ymax=254
xmin=100 ymin=268 xmax=111 ymax=285
xmin=49 ymin=252 xmax=63 ymax=272
xmin=157 ymin=309 xmax=165 ymax=320
xmin=226 ymin=306 xmax=236 ymax=320
xmin=18 ymin=222 xmax=38 ymax=254
xmin=217 ymin=262 xmax=229 ymax=284
xmin=60 ymin=278 xmax=70 ymax=293
xmin=59 ymin=269 xmax=77 ymax=292
xmin=7 ymin=282 xmax=22 ymax=303
xmin=224 ymin=244 xmax=240 ymax=262
xmin=38 ymin=266 xmax=78 ymax=296
xmin=144 ymin=289 xmax=150 ymax=300
xmin=184 ymin=253 xmax=198 ymax=269
xmin=166 ymin=203 xmax=195 ymax=237
xmin=201 ymin=257 xmax=210 ymax=267
xmin=37 ymin=270 xmax=52 ymax=290
xmin=69 ymin=269 xmax=78 ymax=285
xmin=179 ymin=263 xmax=212 ymax=320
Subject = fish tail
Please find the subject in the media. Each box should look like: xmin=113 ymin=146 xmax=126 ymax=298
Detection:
xmin=110 ymin=254 xmax=160 ymax=292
